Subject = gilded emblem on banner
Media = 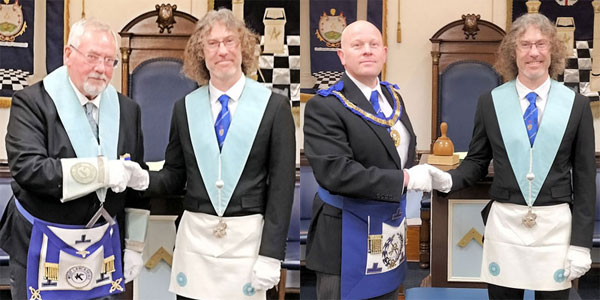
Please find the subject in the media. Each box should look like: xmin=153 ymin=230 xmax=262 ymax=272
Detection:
xmin=0 ymin=0 xmax=27 ymax=42
xmin=316 ymin=8 xmax=346 ymax=48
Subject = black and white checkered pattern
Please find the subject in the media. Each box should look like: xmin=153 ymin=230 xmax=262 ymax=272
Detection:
xmin=258 ymin=35 xmax=300 ymax=104
xmin=312 ymin=71 xmax=344 ymax=91
xmin=558 ymin=40 xmax=599 ymax=102
xmin=0 ymin=68 xmax=30 ymax=94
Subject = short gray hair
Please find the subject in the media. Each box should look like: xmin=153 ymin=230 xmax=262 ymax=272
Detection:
xmin=67 ymin=18 xmax=119 ymax=54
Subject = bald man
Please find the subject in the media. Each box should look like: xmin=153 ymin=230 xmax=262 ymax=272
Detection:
xmin=304 ymin=20 xmax=431 ymax=299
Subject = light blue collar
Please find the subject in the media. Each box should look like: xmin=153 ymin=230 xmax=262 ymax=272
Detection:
xmin=185 ymin=77 xmax=271 ymax=216
xmin=492 ymin=80 xmax=574 ymax=205
xmin=43 ymin=66 xmax=120 ymax=159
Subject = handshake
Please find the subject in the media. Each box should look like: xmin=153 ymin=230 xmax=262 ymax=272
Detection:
xmin=405 ymin=164 xmax=452 ymax=193
xmin=61 ymin=156 xmax=149 ymax=202
xmin=107 ymin=159 xmax=150 ymax=193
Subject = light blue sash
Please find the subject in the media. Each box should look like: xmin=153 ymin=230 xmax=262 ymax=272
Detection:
xmin=43 ymin=66 xmax=119 ymax=159
xmin=492 ymin=80 xmax=573 ymax=205
xmin=185 ymin=78 xmax=271 ymax=216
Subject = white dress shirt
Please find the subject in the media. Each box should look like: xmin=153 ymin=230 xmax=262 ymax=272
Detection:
xmin=209 ymin=74 xmax=245 ymax=121
xmin=516 ymin=76 xmax=550 ymax=124
xmin=346 ymin=72 xmax=411 ymax=169
xmin=69 ymin=78 xmax=102 ymax=123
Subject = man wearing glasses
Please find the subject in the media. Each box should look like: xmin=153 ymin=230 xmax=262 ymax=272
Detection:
xmin=0 ymin=18 xmax=149 ymax=300
xmin=128 ymin=8 xmax=295 ymax=300
xmin=423 ymin=13 xmax=595 ymax=299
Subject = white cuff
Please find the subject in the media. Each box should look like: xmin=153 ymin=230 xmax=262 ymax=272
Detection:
xmin=61 ymin=157 xmax=107 ymax=202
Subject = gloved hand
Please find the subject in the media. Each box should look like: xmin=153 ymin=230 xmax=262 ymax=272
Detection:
xmin=123 ymin=248 xmax=144 ymax=283
xmin=123 ymin=160 xmax=149 ymax=190
xmin=563 ymin=245 xmax=591 ymax=281
xmin=405 ymin=164 xmax=433 ymax=192
xmin=107 ymin=160 xmax=130 ymax=193
xmin=251 ymin=255 xmax=281 ymax=291
xmin=429 ymin=166 xmax=452 ymax=193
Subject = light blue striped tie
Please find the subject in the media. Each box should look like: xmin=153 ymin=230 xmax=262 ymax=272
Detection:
xmin=215 ymin=94 xmax=231 ymax=150
xmin=84 ymin=102 xmax=98 ymax=141
xmin=523 ymin=92 xmax=538 ymax=146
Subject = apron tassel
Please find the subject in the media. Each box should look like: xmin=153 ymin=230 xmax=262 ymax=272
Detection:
xmin=102 ymin=255 xmax=115 ymax=274
xmin=44 ymin=262 xmax=59 ymax=281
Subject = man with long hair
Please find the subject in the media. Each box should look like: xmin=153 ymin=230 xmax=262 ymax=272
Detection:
xmin=130 ymin=8 xmax=296 ymax=299
xmin=427 ymin=13 xmax=596 ymax=299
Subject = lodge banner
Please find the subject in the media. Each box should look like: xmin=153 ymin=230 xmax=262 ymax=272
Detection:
xmin=46 ymin=0 xmax=65 ymax=74
xmin=0 ymin=0 xmax=34 ymax=98
xmin=212 ymin=0 xmax=301 ymax=103
xmin=511 ymin=0 xmax=599 ymax=101
xmin=309 ymin=0 xmax=356 ymax=90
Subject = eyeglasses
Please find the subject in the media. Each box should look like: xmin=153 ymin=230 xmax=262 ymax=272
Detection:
xmin=204 ymin=38 xmax=239 ymax=51
xmin=517 ymin=40 xmax=550 ymax=51
xmin=69 ymin=45 xmax=119 ymax=68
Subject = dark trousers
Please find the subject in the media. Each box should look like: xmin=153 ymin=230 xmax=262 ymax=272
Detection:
xmin=315 ymin=272 xmax=400 ymax=300
xmin=488 ymin=283 xmax=570 ymax=300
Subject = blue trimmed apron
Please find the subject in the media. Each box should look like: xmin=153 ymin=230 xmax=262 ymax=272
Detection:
xmin=18 ymin=200 xmax=124 ymax=300
xmin=318 ymin=188 xmax=407 ymax=299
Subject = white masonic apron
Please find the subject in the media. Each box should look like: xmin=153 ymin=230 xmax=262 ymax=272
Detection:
xmin=169 ymin=78 xmax=271 ymax=299
xmin=485 ymin=80 xmax=574 ymax=290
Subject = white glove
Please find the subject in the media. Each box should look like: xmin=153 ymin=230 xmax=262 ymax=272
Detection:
xmin=563 ymin=245 xmax=591 ymax=281
xmin=405 ymin=165 xmax=433 ymax=192
xmin=429 ymin=166 xmax=452 ymax=193
xmin=123 ymin=248 xmax=144 ymax=283
xmin=123 ymin=160 xmax=149 ymax=190
xmin=251 ymin=255 xmax=281 ymax=291
xmin=107 ymin=160 xmax=130 ymax=193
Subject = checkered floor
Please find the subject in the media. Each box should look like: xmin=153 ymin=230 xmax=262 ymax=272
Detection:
xmin=558 ymin=40 xmax=599 ymax=102
xmin=0 ymin=68 xmax=30 ymax=96
xmin=258 ymin=35 xmax=300 ymax=104
xmin=311 ymin=71 xmax=344 ymax=91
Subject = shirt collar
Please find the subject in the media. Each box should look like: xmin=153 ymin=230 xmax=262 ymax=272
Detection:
xmin=68 ymin=77 xmax=101 ymax=107
xmin=345 ymin=72 xmax=382 ymax=102
xmin=209 ymin=74 xmax=245 ymax=104
xmin=516 ymin=76 xmax=550 ymax=102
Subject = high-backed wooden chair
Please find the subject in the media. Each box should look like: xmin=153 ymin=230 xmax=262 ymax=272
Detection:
xmin=119 ymin=5 xmax=198 ymax=163
xmin=420 ymin=15 xmax=505 ymax=271
xmin=430 ymin=14 xmax=505 ymax=152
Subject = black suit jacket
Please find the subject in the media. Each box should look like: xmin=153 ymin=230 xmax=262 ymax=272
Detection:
xmin=148 ymin=91 xmax=296 ymax=260
xmin=304 ymin=74 xmax=417 ymax=274
xmin=0 ymin=80 xmax=147 ymax=264
xmin=449 ymin=90 xmax=596 ymax=248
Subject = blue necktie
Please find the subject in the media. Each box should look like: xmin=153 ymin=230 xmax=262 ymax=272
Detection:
xmin=523 ymin=92 xmax=538 ymax=146
xmin=215 ymin=94 xmax=231 ymax=150
xmin=369 ymin=90 xmax=385 ymax=119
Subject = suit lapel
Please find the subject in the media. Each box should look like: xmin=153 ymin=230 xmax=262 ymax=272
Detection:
xmin=381 ymin=86 xmax=417 ymax=167
xmin=341 ymin=74 xmax=402 ymax=169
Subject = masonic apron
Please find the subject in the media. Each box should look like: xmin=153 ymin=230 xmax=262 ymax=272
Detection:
xmin=169 ymin=78 xmax=271 ymax=299
xmin=484 ymin=80 xmax=575 ymax=290
xmin=23 ymin=66 xmax=123 ymax=300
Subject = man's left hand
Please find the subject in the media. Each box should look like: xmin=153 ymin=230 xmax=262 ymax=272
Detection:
xmin=251 ymin=255 xmax=281 ymax=291
xmin=563 ymin=245 xmax=591 ymax=281
xmin=123 ymin=249 xmax=144 ymax=283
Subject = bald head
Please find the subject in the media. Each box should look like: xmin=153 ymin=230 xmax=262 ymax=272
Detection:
xmin=337 ymin=20 xmax=387 ymax=88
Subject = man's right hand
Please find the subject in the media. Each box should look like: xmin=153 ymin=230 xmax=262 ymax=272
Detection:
xmin=107 ymin=160 xmax=130 ymax=193
xmin=405 ymin=165 xmax=433 ymax=192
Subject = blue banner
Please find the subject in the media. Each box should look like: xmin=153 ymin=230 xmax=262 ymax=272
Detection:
xmin=0 ymin=0 xmax=34 ymax=97
xmin=46 ymin=0 xmax=65 ymax=73
xmin=367 ymin=0 xmax=383 ymax=35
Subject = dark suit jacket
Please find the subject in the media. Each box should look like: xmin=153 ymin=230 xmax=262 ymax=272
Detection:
xmin=147 ymin=91 xmax=296 ymax=260
xmin=0 ymin=80 xmax=146 ymax=265
xmin=304 ymin=74 xmax=417 ymax=274
xmin=449 ymin=90 xmax=596 ymax=248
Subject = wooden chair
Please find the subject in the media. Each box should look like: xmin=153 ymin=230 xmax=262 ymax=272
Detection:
xmin=119 ymin=4 xmax=198 ymax=163
xmin=420 ymin=14 xmax=505 ymax=271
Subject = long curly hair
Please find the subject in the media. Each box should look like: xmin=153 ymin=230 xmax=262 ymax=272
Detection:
xmin=183 ymin=8 xmax=259 ymax=85
xmin=494 ymin=13 xmax=567 ymax=81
